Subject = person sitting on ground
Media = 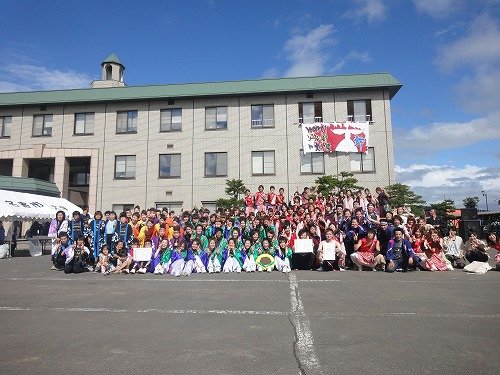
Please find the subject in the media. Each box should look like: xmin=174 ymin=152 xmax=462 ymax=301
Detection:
xmin=386 ymin=227 xmax=420 ymax=272
xmin=95 ymin=244 xmax=114 ymax=275
xmin=112 ymin=240 xmax=132 ymax=274
xmin=410 ymin=228 xmax=433 ymax=270
xmin=51 ymin=232 xmax=71 ymax=270
xmin=292 ymin=229 xmax=315 ymax=270
xmin=485 ymin=232 xmax=500 ymax=271
xmin=422 ymin=229 xmax=450 ymax=271
xmin=274 ymin=236 xmax=292 ymax=273
xmin=443 ymin=226 xmax=465 ymax=269
xmin=64 ymin=236 xmax=90 ymax=274
xmin=464 ymin=229 xmax=489 ymax=264
xmin=351 ymin=228 xmax=385 ymax=271
xmin=317 ymin=228 xmax=345 ymax=271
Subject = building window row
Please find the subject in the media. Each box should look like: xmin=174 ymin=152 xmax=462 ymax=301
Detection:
xmin=113 ymin=148 xmax=373 ymax=180
xmin=17 ymin=99 xmax=373 ymax=138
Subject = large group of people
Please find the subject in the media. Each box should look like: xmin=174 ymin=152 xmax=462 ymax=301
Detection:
xmin=48 ymin=185 xmax=500 ymax=275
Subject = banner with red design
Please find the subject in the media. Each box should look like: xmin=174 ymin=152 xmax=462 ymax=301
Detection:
xmin=302 ymin=122 xmax=369 ymax=154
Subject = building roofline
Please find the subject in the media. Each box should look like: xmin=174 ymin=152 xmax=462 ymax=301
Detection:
xmin=0 ymin=72 xmax=402 ymax=107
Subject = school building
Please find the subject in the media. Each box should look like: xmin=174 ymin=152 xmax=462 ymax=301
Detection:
xmin=0 ymin=54 xmax=402 ymax=213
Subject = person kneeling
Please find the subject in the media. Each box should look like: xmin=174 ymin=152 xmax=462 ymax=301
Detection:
xmin=351 ymin=229 xmax=385 ymax=271
xmin=386 ymin=227 xmax=420 ymax=272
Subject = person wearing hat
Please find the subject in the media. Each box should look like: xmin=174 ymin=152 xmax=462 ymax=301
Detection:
xmin=443 ymin=226 xmax=465 ymax=269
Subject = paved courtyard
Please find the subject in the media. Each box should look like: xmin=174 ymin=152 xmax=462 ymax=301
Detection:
xmin=0 ymin=254 xmax=498 ymax=375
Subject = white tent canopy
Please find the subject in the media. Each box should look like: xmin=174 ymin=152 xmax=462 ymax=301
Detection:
xmin=0 ymin=189 xmax=82 ymax=221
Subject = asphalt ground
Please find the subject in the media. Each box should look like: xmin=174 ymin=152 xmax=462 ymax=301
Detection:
xmin=0 ymin=253 xmax=498 ymax=375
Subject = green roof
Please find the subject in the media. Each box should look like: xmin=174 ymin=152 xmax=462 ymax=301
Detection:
xmin=0 ymin=73 xmax=402 ymax=107
xmin=0 ymin=176 xmax=61 ymax=197
xmin=101 ymin=53 xmax=124 ymax=67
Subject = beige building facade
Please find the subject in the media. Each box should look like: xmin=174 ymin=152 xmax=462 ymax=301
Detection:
xmin=0 ymin=55 xmax=402 ymax=213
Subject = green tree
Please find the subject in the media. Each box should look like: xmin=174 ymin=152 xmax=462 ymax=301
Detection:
xmin=430 ymin=199 xmax=456 ymax=220
xmin=384 ymin=183 xmax=425 ymax=214
xmin=315 ymin=171 xmax=362 ymax=196
xmin=216 ymin=179 xmax=247 ymax=210
xmin=463 ymin=196 xmax=479 ymax=208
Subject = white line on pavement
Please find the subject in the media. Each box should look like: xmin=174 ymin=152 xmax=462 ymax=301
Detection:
xmin=1 ymin=306 xmax=496 ymax=320
xmin=288 ymin=273 xmax=322 ymax=374
xmin=2 ymin=276 xmax=496 ymax=284
xmin=312 ymin=311 xmax=500 ymax=319
xmin=0 ymin=306 xmax=287 ymax=316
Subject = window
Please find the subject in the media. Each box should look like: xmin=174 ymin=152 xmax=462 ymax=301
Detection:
xmin=251 ymin=104 xmax=274 ymax=128
xmin=116 ymin=110 xmax=137 ymax=133
xmin=201 ymin=201 xmax=217 ymax=213
xmin=32 ymin=114 xmax=53 ymax=137
xmin=350 ymin=147 xmax=375 ymax=172
xmin=347 ymin=99 xmax=372 ymax=122
xmin=205 ymin=152 xmax=227 ymax=177
xmin=299 ymin=102 xmax=322 ymax=124
xmin=159 ymin=153 xmax=181 ymax=178
xmin=105 ymin=65 xmax=112 ymax=80
xmin=160 ymin=108 xmax=182 ymax=132
xmin=252 ymin=151 xmax=275 ymax=175
xmin=74 ymin=113 xmax=94 ymax=135
xmin=205 ymin=106 xmax=227 ymax=130
xmin=155 ymin=202 xmax=183 ymax=214
xmin=0 ymin=116 xmax=12 ymax=138
xmin=112 ymin=204 xmax=135 ymax=213
xmin=300 ymin=150 xmax=325 ymax=174
xmin=114 ymin=155 xmax=136 ymax=179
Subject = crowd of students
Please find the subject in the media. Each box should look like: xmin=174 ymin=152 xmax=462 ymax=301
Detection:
xmin=48 ymin=185 xmax=500 ymax=275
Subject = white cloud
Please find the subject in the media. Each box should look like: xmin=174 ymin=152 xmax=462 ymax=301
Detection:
xmin=396 ymin=164 xmax=500 ymax=208
xmin=283 ymin=24 xmax=335 ymax=77
xmin=344 ymin=0 xmax=386 ymax=23
xmin=261 ymin=68 xmax=280 ymax=79
xmin=456 ymin=66 xmax=500 ymax=113
xmin=397 ymin=112 xmax=500 ymax=151
xmin=412 ymin=0 xmax=462 ymax=18
xmin=0 ymin=63 xmax=92 ymax=92
xmin=330 ymin=50 xmax=372 ymax=74
xmin=435 ymin=14 xmax=500 ymax=114
xmin=266 ymin=24 xmax=372 ymax=78
xmin=436 ymin=14 xmax=500 ymax=72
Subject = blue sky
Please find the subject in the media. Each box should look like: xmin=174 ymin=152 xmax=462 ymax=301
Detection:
xmin=0 ymin=0 xmax=499 ymax=209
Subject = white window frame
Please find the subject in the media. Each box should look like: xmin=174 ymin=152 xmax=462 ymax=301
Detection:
xmin=160 ymin=108 xmax=182 ymax=132
xmin=350 ymin=147 xmax=375 ymax=173
xmin=251 ymin=151 xmax=275 ymax=176
xmin=32 ymin=114 xmax=53 ymax=137
xmin=0 ymin=116 xmax=12 ymax=138
xmin=300 ymin=150 xmax=325 ymax=174
xmin=159 ymin=153 xmax=181 ymax=178
xmin=74 ymin=112 xmax=94 ymax=135
xmin=251 ymin=104 xmax=274 ymax=128
xmin=205 ymin=152 xmax=227 ymax=177
xmin=114 ymin=155 xmax=136 ymax=179
xmin=116 ymin=110 xmax=138 ymax=134
xmin=205 ymin=106 xmax=227 ymax=130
